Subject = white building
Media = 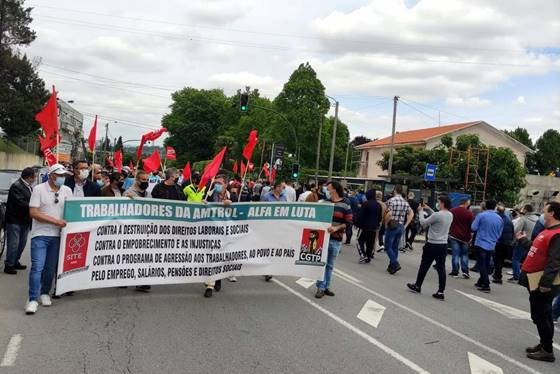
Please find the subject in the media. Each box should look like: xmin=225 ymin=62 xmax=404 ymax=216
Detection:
xmin=57 ymin=100 xmax=84 ymax=162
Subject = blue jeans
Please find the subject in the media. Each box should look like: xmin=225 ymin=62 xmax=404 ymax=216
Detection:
xmin=29 ymin=236 xmax=60 ymax=301
xmin=449 ymin=238 xmax=469 ymax=274
xmin=384 ymin=224 xmax=404 ymax=268
xmin=476 ymin=246 xmax=493 ymax=288
xmin=511 ymin=244 xmax=527 ymax=280
xmin=553 ymin=296 xmax=560 ymax=321
xmin=317 ymin=239 xmax=342 ymax=290
xmin=4 ymin=224 xmax=30 ymax=267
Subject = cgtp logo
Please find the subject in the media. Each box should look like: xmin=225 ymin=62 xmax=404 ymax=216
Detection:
xmin=295 ymin=228 xmax=326 ymax=266
xmin=62 ymin=232 xmax=90 ymax=273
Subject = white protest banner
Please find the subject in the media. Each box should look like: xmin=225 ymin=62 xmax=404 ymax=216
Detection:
xmin=56 ymin=198 xmax=333 ymax=294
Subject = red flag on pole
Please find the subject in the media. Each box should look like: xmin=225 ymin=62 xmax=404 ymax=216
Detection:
xmin=165 ymin=146 xmax=176 ymax=160
xmin=182 ymin=162 xmax=191 ymax=181
xmin=242 ymin=130 xmax=258 ymax=161
xmin=233 ymin=161 xmax=238 ymax=174
xmin=270 ymin=167 xmax=277 ymax=183
xmin=35 ymin=86 xmax=60 ymax=151
xmin=88 ymin=115 xmax=97 ymax=152
xmin=142 ymin=149 xmax=161 ymax=174
xmin=199 ymin=147 xmax=227 ymax=189
xmin=241 ymin=160 xmax=246 ymax=176
xmin=43 ymin=148 xmax=57 ymax=166
xmin=136 ymin=127 xmax=167 ymax=161
xmin=114 ymin=150 xmax=123 ymax=172
xmin=262 ymin=162 xmax=270 ymax=178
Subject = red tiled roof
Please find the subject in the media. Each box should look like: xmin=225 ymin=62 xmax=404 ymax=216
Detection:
xmin=357 ymin=121 xmax=481 ymax=148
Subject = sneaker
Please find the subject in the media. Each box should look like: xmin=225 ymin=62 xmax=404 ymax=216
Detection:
xmin=407 ymin=283 xmax=421 ymax=293
xmin=264 ymin=275 xmax=273 ymax=282
xmin=506 ymin=270 xmax=513 ymax=275
xmin=25 ymin=300 xmax=39 ymax=315
xmin=507 ymin=276 xmax=519 ymax=283
xmin=477 ymin=286 xmax=491 ymax=293
xmin=315 ymin=289 xmax=325 ymax=298
xmin=462 ymin=273 xmax=470 ymax=279
xmin=377 ymin=245 xmax=385 ymax=253
xmin=432 ymin=292 xmax=445 ymax=300
xmin=204 ymin=288 xmax=213 ymax=298
xmin=39 ymin=294 xmax=52 ymax=307
xmin=527 ymin=348 xmax=555 ymax=362
xmin=324 ymin=289 xmax=335 ymax=297
xmin=14 ymin=262 xmax=27 ymax=270
xmin=492 ymin=278 xmax=503 ymax=284
xmin=359 ymin=257 xmax=368 ymax=264
xmin=3 ymin=266 xmax=17 ymax=275
xmin=449 ymin=272 xmax=459 ymax=278
xmin=526 ymin=344 xmax=542 ymax=354
xmin=470 ymin=266 xmax=479 ymax=273
xmin=214 ymin=279 xmax=222 ymax=292
xmin=228 ymin=276 xmax=237 ymax=282
xmin=389 ymin=264 xmax=402 ymax=275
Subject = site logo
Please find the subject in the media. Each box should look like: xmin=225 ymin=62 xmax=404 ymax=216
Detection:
xmin=295 ymin=228 xmax=326 ymax=266
xmin=60 ymin=231 xmax=90 ymax=277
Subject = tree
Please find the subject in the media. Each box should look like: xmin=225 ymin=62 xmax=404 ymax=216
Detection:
xmin=0 ymin=49 xmax=47 ymax=139
xmin=274 ymin=62 xmax=330 ymax=167
xmin=0 ymin=0 xmax=36 ymax=48
xmin=114 ymin=136 xmax=123 ymax=151
xmin=504 ymin=127 xmax=533 ymax=149
xmin=318 ymin=116 xmax=350 ymax=171
xmin=534 ymin=129 xmax=560 ymax=175
xmin=163 ymin=87 xmax=229 ymax=164
xmin=350 ymin=135 xmax=371 ymax=147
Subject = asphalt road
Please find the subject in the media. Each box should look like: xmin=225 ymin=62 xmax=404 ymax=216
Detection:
xmin=1 ymin=240 xmax=559 ymax=374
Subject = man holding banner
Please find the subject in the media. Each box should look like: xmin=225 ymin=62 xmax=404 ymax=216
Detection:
xmin=25 ymin=164 xmax=73 ymax=315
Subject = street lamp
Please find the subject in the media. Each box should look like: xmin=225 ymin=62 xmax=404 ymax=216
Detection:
xmin=325 ymin=95 xmax=339 ymax=180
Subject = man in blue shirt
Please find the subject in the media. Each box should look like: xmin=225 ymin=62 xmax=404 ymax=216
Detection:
xmin=261 ymin=181 xmax=287 ymax=202
xmin=471 ymin=200 xmax=504 ymax=293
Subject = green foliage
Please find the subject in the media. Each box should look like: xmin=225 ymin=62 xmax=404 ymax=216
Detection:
xmin=0 ymin=137 xmax=25 ymax=153
xmin=534 ymin=129 xmax=560 ymax=175
xmin=0 ymin=0 xmax=36 ymax=48
xmin=440 ymin=134 xmax=453 ymax=148
xmin=350 ymin=135 xmax=371 ymax=147
xmin=114 ymin=136 xmax=123 ymax=151
xmin=0 ymin=49 xmax=48 ymax=139
xmin=504 ymin=127 xmax=534 ymax=149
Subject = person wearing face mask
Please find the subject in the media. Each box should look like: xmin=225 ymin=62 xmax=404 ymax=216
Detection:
xmin=262 ymin=181 xmax=287 ymax=202
xmin=64 ymin=160 xmax=101 ymax=197
xmin=101 ymin=172 xmax=125 ymax=197
xmin=4 ymin=167 xmax=37 ymax=275
xmin=24 ymin=164 xmax=73 ymax=314
xmin=151 ymin=168 xmax=185 ymax=201
xmin=123 ymin=170 xmax=151 ymax=198
xmin=203 ymin=174 xmax=235 ymax=297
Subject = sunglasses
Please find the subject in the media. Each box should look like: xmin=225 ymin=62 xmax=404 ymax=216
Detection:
xmin=54 ymin=192 xmax=59 ymax=204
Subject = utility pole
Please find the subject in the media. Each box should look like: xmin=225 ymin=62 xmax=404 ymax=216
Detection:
xmin=327 ymin=100 xmax=339 ymax=180
xmin=314 ymin=115 xmax=323 ymax=185
xmin=387 ymin=96 xmax=399 ymax=182
xmin=103 ymin=123 xmax=109 ymax=153
xmin=343 ymin=141 xmax=350 ymax=180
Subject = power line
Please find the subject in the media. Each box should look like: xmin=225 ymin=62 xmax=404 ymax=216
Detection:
xmin=399 ymin=99 xmax=439 ymax=123
xmin=33 ymin=5 xmax=551 ymax=55
xmin=399 ymin=97 xmax=470 ymax=121
xmin=32 ymin=15 xmax=557 ymax=68
xmin=81 ymin=112 xmax=161 ymax=130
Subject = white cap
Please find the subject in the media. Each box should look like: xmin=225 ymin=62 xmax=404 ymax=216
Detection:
xmin=123 ymin=166 xmax=131 ymax=172
xmin=48 ymin=163 xmax=71 ymax=175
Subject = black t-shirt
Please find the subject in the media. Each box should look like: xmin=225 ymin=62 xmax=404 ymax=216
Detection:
xmin=152 ymin=182 xmax=184 ymax=201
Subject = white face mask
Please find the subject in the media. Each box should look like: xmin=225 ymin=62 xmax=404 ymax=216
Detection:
xmin=79 ymin=169 xmax=89 ymax=180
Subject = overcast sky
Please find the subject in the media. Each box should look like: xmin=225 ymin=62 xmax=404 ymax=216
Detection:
xmin=24 ymin=0 xmax=560 ymax=147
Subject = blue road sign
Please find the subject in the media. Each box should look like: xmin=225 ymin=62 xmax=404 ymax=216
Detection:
xmin=424 ymin=164 xmax=437 ymax=181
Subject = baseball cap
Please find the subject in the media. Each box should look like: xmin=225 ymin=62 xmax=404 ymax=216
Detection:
xmin=48 ymin=163 xmax=72 ymax=175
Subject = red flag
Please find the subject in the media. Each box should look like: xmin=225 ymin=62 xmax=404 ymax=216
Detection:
xmin=43 ymin=148 xmax=57 ymax=166
xmin=242 ymin=130 xmax=258 ymax=161
xmin=88 ymin=115 xmax=97 ymax=152
xmin=136 ymin=127 xmax=167 ymax=161
xmin=129 ymin=161 xmax=134 ymax=169
xmin=182 ymin=162 xmax=191 ymax=181
xmin=165 ymin=146 xmax=176 ymax=160
xmin=241 ymin=160 xmax=246 ymax=176
xmin=248 ymin=162 xmax=254 ymax=171
xmin=106 ymin=156 xmax=114 ymax=168
xmin=36 ymin=86 xmax=60 ymax=151
xmin=142 ymin=149 xmax=161 ymax=174
xmin=262 ymin=162 xmax=270 ymax=178
xmin=199 ymin=147 xmax=227 ymax=189
xmin=270 ymin=167 xmax=277 ymax=183
xmin=114 ymin=150 xmax=123 ymax=172
xmin=233 ymin=161 xmax=238 ymax=174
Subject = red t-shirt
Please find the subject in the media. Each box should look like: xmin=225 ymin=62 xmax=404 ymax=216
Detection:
xmin=449 ymin=206 xmax=474 ymax=243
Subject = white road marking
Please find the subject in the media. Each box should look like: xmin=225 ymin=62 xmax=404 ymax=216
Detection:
xmin=1 ymin=334 xmax=23 ymax=367
xmin=273 ymin=279 xmax=430 ymax=374
xmin=468 ymin=352 xmax=504 ymax=374
xmin=456 ymin=290 xmax=531 ymax=320
xmin=357 ymin=299 xmax=386 ymax=328
xmin=333 ymin=268 xmax=362 ymax=283
xmin=334 ymin=270 xmax=543 ymax=374
xmin=295 ymin=278 xmax=315 ymax=289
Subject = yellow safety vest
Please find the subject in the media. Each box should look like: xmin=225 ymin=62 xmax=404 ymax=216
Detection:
xmin=183 ymin=184 xmax=206 ymax=202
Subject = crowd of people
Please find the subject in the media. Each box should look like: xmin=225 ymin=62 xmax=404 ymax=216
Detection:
xmin=2 ymin=160 xmax=559 ymax=363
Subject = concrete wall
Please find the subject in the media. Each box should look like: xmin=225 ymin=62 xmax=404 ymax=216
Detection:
xmin=359 ymin=147 xmax=387 ymax=179
xmin=518 ymin=174 xmax=560 ymax=210
xmin=0 ymin=152 xmax=42 ymax=170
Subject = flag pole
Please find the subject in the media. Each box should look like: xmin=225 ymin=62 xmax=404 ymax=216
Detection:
xmin=91 ymin=150 xmax=95 ymax=181
xmin=238 ymin=160 xmax=250 ymax=202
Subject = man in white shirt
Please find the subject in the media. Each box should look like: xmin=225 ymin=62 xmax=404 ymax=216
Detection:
xmin=283 ymin=180 xmax=297 ymax=202
xmin=25 ymin=164 xmax=73 ymax=315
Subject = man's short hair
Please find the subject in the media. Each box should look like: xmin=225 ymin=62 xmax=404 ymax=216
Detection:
xmin=109 ymin=172 xmax=122 ymax=183
xmin=438 ymin=195 xmax=452 ymax=209
xmin=485 ymin=200 xmax=497 ymax=210
xmin=73 ymin=159 xmax=89 ymax=169
xmin=273 ymin=181 xmax=282 ymax=189
xmin=523 ymin=204 xmax=534 ymax=213
xmin=214 ymin=174 xmax=227 ymax=183
xmin=545 ymin=201 xmax=560 ymax=220
xmin=327 ymin=181 xmax=344 ymax=197
xmin=164 ymin=167 xmax=178 ymax=180
xmin=136 ymin=170 xmax=148 ymax=180
xmin=21 ymin=167 xmax=35 ymax=179
xmin=394 ymin=184 xmax=403 ymax=194
xmin=459 ymin=198 xmax=470 ymax=205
